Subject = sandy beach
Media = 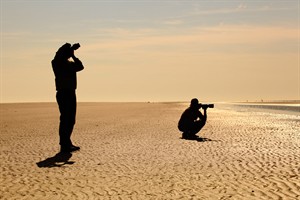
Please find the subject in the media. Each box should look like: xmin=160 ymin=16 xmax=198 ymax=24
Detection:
xmin=0 ymin=102 xmax=299 ymax=200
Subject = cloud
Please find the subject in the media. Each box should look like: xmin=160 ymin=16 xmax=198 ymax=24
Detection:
xmin=162 ymin=19 xmax=184 ymax=25
xmin=186 ymin=3 xmax=296 ymax=17
xmin=2 ymin=31 xmax=33 ymax=40
xmin=237 ymin=3 xmax=248 ymax=10
xmin=82 ymin=24 xmax=298 ymax=54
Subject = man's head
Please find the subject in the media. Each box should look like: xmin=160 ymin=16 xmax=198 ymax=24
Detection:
xmin=54 ymin=43 xmax=73 ymax=60
xmin=55 ymin=43 xmax=80 ymax=60
xmin=190 ymin=98 xmax=201 ymax=109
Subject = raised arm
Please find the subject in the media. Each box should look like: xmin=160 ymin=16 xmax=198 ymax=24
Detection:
xmin=71 ymin=55 xmax=84 ymax=72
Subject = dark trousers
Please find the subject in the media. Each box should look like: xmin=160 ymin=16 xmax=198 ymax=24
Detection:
xmin=179 ymin=120 xmax=206 ymax=138
xmin=56 ymin=90 xmax=77 ymax=148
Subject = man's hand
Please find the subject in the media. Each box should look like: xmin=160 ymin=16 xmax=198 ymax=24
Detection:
xmin=71 ymin=43 xmax=80 ymax=60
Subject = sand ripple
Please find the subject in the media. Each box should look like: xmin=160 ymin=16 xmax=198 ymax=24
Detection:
xmin=0 ymin=103 xmax=299 ymax=199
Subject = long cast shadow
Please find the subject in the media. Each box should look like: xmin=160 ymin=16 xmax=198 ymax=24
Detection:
xmin=36 ymin=152 xmax=74 ymax=168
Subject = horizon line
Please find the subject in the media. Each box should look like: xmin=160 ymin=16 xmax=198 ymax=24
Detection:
xmin=1 ymin=99 xmax=299 ymax=104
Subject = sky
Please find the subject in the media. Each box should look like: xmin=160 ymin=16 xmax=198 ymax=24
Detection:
xmin=1 ymin=0 xmax=299 ymax=103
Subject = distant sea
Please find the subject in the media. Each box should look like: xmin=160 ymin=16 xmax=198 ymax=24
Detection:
xmin=216 ymin=101 xmax=300 ymax=116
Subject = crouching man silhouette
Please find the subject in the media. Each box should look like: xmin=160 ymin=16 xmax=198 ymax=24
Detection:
xmin=52 ymin=43 xmax=84 ymax=153
xmin=178 ymin=98 xmax=207 ymax=139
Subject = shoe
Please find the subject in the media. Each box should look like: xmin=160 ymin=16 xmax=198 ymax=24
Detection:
xmin=60 ymin=145 xmax=80 ymax=153
xmin=69 ymin=145 xmax=80 ymax=152
xmin=182 ymin=132 xmax=189 ymax=139
xmin=182 ymin=132 xmax=198 ymax=140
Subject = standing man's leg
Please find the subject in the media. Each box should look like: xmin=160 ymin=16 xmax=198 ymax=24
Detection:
xmin=57 ymin=90 xmax=77 ymax=152
xmin=68 ymin=91 xmax=80 ymax=151
xmin=68 ymin=90 xmax=77 ymax=147
xmin=57 ymin=90 xmax=70 ymax=150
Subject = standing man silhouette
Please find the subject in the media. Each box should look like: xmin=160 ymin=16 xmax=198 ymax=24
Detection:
xmin=52 ymin=43 xmax=84 ymax=152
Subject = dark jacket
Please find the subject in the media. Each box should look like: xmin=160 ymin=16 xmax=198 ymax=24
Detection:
xmin=52 ymin=57 xmax=84 ymax=91
xmin=178 ymin=107 xmax=205 ymax=131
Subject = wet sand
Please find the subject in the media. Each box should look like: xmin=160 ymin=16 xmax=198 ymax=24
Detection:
xmin=0 ymin=102 xmax=299 ymax=199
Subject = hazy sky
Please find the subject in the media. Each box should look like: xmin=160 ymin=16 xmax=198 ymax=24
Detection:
xmin=1 ymin=0 xmax=299 ymax=102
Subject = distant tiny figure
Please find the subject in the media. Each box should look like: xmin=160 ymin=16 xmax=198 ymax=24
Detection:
xmin=52 ymin=43 xmax=84 ymax=153
xmin=178 ymin=98 xmax=208 ymax=139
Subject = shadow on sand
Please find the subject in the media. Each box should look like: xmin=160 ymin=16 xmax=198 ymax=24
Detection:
xmin=36 ymin=152 xmax=74 ymax=168
xmin=181 ymin=136 xmax=215 ymax=142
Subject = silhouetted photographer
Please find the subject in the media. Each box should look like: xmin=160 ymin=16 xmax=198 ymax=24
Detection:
xmin=52 ymin=43 xmax=84 ymax=153
xmin=178 ymin=98 xmax=213 ymax=139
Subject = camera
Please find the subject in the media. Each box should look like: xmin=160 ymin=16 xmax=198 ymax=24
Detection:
xmin=71 ymin=43 xmax=80 ymax=50
xmin=201 ymin=104 xmax=214 ymax=109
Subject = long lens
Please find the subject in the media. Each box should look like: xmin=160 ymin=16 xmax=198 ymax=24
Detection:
xmin=202 ymin=104 xmax=214 ymax=109
xmin=71 ymin=43 xmax=80 ymax=50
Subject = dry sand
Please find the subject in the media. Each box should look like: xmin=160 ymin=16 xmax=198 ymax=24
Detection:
xmin=0 ymin=102 xmax=299 ymax=200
